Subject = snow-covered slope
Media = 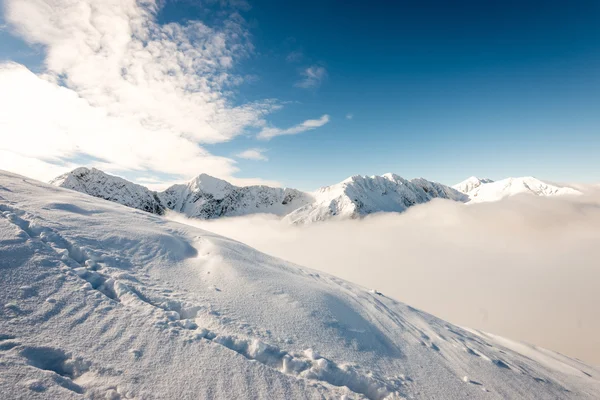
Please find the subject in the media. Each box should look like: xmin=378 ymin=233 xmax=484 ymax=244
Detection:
xmin=1 ymin=170 xmax=599 ymax=399
xmin=456 ymin=176 xmax=581 ymax=203
xmin=51 ymin=168 xmax=165 ymax=215
xmin=285 ymin=174 xmax=468 ymax=224
xmin=453 ymin=176 xmax=495 ymax=195
xmin=159 ymin=173 xmax=312 ymax=219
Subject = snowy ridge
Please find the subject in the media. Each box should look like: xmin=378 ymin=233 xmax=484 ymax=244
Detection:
xmin=50 ymin=168 xmax=165 ymax=215
xmin=1 ymin=170 xmax=599 ymax=399
xmin=159 ymin=173 xmax=312 ymax=219
xmin=455 ymin=176 xmax=581 ymax=203
xmin=52 ymin=168 xmax=312 ymax=220
xmin=453 ymin=176 xmax=495 ymax=195
xmin=51 ymin=169 xmax=465 ymax=222
xmin=51 ymin=169 xmax=581 ymax=223
xmin=285 ymin=173 xmax=468 ymax=224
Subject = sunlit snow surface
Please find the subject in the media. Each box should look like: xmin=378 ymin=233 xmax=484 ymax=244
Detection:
xmin=1 ymin=170 xmax=598 ymax=399
xmin=454 ymin=176 xmax=581 ymax=203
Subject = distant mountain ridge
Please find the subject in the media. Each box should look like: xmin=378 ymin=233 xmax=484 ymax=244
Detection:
xmin=453 ymin=176 xmax=581 ymax=203
xmin=285 ymin=173 xmax=468 ymax=224
xmin=157 ymin=173 xmax=311 ymax=219
xmin=50 ymin=167 xmax=166 ymax=215
xmin=51 ymin=168 xmax=312 ymax=220
xmin=50 ymin=168 xmax=466 ymax=222
xmin=453 ymin=176 xmax=495 ymax=195
xmin=51 ymin=168 xmax=581 ymax=222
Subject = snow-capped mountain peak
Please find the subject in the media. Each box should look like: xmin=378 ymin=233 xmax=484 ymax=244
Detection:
xmin=51 ymin=168 xmax=582 ymax=223
xmin=50 ymin=167 xmax=165 ymax=215
xmin=51 ymin=168 xmax=313 ymax=220
xmin=187 ymin=173 xmax=234 ymax=199
xmin=456 ymin=176 xmax=581 ymax=203
xmin=453 ymin=176 xmax=495 ymax=194
xmin=52 ymin=169 xmax=468 ymax=223
xmin=285 ymin=173 xmax=467 ymax=224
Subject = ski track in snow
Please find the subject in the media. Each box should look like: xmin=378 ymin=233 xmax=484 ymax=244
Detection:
xmin=1 ymin=171 xmax=599 ymax=399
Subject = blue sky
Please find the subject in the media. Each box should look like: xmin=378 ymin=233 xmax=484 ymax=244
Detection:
xmin=1 ymin=0 xmax=599 ymax=190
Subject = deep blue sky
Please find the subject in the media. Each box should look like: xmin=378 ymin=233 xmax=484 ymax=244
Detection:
xmin=222 ymin=0 xmax=600 ymax=188
xmin=3 ymin=0 xmax=600 ymax=189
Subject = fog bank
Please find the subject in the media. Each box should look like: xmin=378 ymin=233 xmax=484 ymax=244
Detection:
xmin=170 ymin=194 xmax=600 ymax=364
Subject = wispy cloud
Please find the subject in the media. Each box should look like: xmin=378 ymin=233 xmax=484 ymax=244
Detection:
xmin=0 ymin=0 xmax=279 ymax=184
xmin=286 ymin=51 xmax=303 ymax=63
xmin=295 ymin=65 xmax=327 ymax=89
xmin=236 ymin=148 xmax=268 ymax=161
xmin=346 ymin=113 xmax=353 ymax=120
xmin=258 ymin=115 xmax=330 ymax=140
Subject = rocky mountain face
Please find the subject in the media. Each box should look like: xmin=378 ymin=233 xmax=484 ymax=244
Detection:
xmin=53 ymin=169 xmax=578 ymax=223
xmin=51 ymin=168 xmax=312 ymax=220
xmin=50 ymin=167 xmax=165 ymax=215
xmin=284 ymin=173 xmax=468 ymax=224
xmin=158 ymin=173 xmax=312 ymax=219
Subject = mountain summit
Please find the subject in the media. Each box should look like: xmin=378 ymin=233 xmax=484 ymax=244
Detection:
xmin=158 ymin=173 xmax=311 ymax=219
xmin=51 ymin=169 xmax=582 ymax=223
xmin=50 ymin=167 xmax=165 ymax=215
xmin=51 ymin=169 xmax=466 ymax=222
xmin=285 ymin=173 xmax=468 ymax=224
xmin=454 ymin=176 xmax=581 ymax=203
xmin=453 ymin=176 xmax=495 ymax=195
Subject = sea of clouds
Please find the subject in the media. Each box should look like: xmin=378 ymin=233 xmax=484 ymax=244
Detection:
xmin=170 ymin=190 xmax=600 ymax=364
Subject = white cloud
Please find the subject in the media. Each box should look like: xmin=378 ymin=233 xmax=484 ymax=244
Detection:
xmin=286 ymin=51 xmax=303 ymax=63
xmin=257 ymin=114 xmax=330 ymax=140
xmin=295 ymin=65 xmax=327 ymax=89
xmin=173 ymin=193 xmax=600 ymax=364
xmin=0 ymin=0 xmax=280 ymax=184
xmin=346 ymin=113 xmax=353 ymax=120
xmin=235 ymin=148 xmax=268 ymax=161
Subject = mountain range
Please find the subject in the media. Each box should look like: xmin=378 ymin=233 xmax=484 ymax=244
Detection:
xmin=453 ymin=176 xmax=581 ymax=203
xmin=51 ymin=168 xmax=581 ymax=223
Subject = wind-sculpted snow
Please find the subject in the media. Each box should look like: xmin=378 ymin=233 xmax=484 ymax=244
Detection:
xmin=2 ymin=170 xmax=599 ymax=399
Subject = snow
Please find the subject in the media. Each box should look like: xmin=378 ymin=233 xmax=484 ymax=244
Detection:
xmin=2 ymin=169 xmax=599 ymax=398
xmin=159 ymin=174 xmax=312 ymax=219
xmin=285 ymin=174 xmax=468 ymax=224
xmin=453 ymin=176 xmax=495 ymax=195
xmin=50 ymin=168 xmax=164 ymax=215
xmin=52 ymin=168 xmax=312 ymax=220
xmin=55 ymin=169 xmax=578 ymax=224
xmin=455 ymin=176 xmax=581 ymax=203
